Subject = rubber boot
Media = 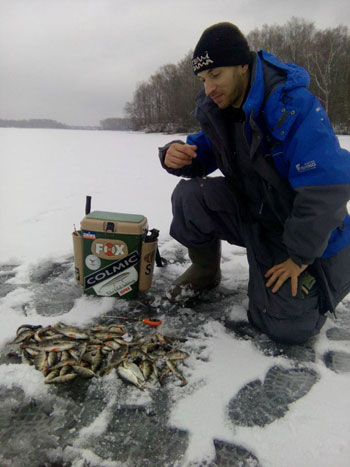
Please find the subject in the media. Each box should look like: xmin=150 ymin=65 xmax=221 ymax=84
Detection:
xmin=167 ymin=241 xmax=221 ymax=302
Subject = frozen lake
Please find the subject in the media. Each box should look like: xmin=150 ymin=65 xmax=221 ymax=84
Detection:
xmin=1 ymin=128 xmax=350 ymax=467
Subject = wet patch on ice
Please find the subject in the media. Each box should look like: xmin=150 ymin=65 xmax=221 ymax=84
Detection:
xmin=212 ymin=439 xmax=260 ymax=467
xmin=227 ymin=366 xmax=319 ymax=427
xmin=28 ymin=258 xmax=82 ymax=316
xmin=253 ymin=335 xmax=316 ymax=362
xmin=326 ymin=327 xmax=350 ymax=340
xmin=322 ymin=303 xmax=350 ymax=373
xmin=28 ymin=258 xmax=73 ymax=284
xmin=326 ymin=301 xmax=350 ymax=342
xmin=0 ymin=387 xmax=59 ymax=467
xmin=0 ymin=264 xmax=18 ymax=298
xmin=81 ymin=400 xmax=188 ymax=466
xmin=323 ymin=351 xmax=350 ymax=373
xmin=224 ymin=319 xmax=316 ymax=362
xmin=0 ymin=258 xmax=82 ymax=318
xmin=0 ymin=386 xmax=75 ymax=465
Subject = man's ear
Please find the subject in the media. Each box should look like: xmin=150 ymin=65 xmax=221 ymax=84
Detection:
xmin=241 ymin=64 xmax=249 ymax=73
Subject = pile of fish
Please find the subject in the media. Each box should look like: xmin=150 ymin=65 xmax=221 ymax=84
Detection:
xmin=13 ymin=322 xmax=189 ymax=389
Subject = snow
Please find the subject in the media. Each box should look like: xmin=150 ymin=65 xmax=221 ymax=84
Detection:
xmin=1 ymin=128 xmax=350 ymax=466
xmin=0 ymin=129 xmax=179 ymax=262
xmin=168 ymin=320 xmax=282 ymax=465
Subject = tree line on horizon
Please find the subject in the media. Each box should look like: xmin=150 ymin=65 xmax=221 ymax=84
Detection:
xmin=0 ymin=118 xmax=101 ymax=130
xmin=0 ymin=118 xmax=70 ymax=129
xmin=124 ymin=18 xmax=350 ymax=134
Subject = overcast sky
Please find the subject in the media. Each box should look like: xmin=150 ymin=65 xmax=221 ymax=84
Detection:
xmin=0 ymin=0 xmax=349 ymax=126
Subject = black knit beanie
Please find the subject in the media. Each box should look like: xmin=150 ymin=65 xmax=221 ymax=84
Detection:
xmin=192 ymin=22 xmax=251 ymax=74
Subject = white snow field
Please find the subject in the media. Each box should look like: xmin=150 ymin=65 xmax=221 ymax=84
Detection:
xmin=0 ymin=128 xmax=350 ymax=467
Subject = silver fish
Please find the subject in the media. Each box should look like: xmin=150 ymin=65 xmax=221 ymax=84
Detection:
xmin=107 ymin=348 xmax=128 ymax=367
xmin=72 ymin=365 xmax=96 ymax=378
xmin=117 ymin=361 xmax=145 ymax=389
xmin=60 ymin=350 xmax=71 ymax=361
xmin=44 ymin=369 xmax=60 ymax=382
xmin=60 ymin=366 xmax=72 ymax=376
xmin=35 ymin=334 xmax=65 ymax=344
xmin=56 ymin=328 xmax=89 ymax=340
xmin=45 ymin=373 xmax=78 ymax=384
xmin=167 ymin=350 xmax=190 ymax=361
xmin=51 ymin=358 xmax=81 ymax=370
xmin=23 ymin=346 xmax=39 ymax=356
xmin=13 ymin=330 xmax=35 ymax=344
xmin=93 ymin=332 xmax=125 ymax=341
xmin=91 ymin=348 xmax=102 ymax=373
xmin=159 ymin=367 xmax=171 ymax=386
xmin=139 ymin=360 xmax=152 ymax=381
xmin=47 ymin=351 xmax=58 ymax=368
xmin=34 ymin=351 xmax=48 ymax=372
xmin=166 ymin=359 xmax=187 ymax=385
xmin=24 ymin=342 xmax=77 ymax=353
xmin=22 ymin=350 xmax=33 ymax=365
xmin=107 ymin=324 xmax=126 ymax=335
xmin=104 ymin=340 xmax=121 ymax=350
xmin=16 ymin=324 xmax=42 ymax=335
xmin=34 ymin=326 xmax=54 ymax=342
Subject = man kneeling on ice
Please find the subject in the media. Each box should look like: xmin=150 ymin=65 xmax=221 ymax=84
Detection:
xmin=159 ymin=22 xmax=350 ymax=345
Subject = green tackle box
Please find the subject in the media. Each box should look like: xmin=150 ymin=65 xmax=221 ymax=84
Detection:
xmin=72 ymin=210 xmax=157 ymax=299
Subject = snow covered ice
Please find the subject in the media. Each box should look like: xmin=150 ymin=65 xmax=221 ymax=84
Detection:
xmin=1 ymin=128 xmax=350 ymax=467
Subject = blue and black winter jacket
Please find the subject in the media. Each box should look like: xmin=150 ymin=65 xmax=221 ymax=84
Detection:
xmin=159 ymin=51 xmax=350 ymax=266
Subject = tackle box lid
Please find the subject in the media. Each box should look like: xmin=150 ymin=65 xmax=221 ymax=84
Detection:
xmin=86 ymin=211 xmax=145 ymax=223
xmin=81 ymin=211 xmax=148 ymax=235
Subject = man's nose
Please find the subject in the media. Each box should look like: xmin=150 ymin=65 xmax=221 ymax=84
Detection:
xmin=204 ymin=81 xmax=216 ymax=97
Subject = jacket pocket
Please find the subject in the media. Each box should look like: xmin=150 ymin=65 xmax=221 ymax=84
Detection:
xmin=248 ymin=268 xmax=320 ymax=321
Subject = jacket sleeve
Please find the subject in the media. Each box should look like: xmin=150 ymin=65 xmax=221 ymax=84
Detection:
xmin=158 ymin=130 xmax=217 ymax=178
xmin=267 ymin=88 xmax=350 ymax=265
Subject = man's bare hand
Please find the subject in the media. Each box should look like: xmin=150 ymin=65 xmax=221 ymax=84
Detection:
xmin=164 ymin=143 xmax=197 ymax=169
xmin=265 ymin=258 xmax=308 ymax=297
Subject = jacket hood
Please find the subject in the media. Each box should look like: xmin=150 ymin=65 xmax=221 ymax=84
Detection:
xmin=242 ymin=50 xmax=310 ymax=120
xmin=259 ymin=50 xmax=310 ymax=90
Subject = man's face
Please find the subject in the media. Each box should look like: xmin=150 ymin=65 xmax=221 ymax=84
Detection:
xmin=197 ymin=65 xmax=249 ymax=109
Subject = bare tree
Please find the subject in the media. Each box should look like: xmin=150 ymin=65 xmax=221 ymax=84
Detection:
xmin=125 ymin=19 xmax=349 ymax=133
xmin=248 ymin=19 xmax=349 ymax=132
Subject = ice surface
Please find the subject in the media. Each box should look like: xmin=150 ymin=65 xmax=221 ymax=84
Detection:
xmin=0 ymin=129 xmax=350 ymax=466
xmin=227 ymin=366 xmax=319 ymax=427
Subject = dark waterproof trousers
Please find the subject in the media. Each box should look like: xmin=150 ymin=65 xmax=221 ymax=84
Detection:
xmin=170 ymin=177 xmax=350 ymax=345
